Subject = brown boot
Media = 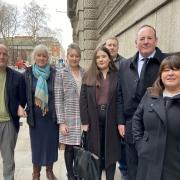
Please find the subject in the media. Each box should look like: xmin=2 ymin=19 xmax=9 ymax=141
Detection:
xmin=32 ymin=165 xmax=41 ymax=180
xmin=46 ymin=165 xmax=57 ymax=180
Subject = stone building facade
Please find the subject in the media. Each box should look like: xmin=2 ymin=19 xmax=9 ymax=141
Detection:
xmin=67 ymin=0 xmax=180 ymax=68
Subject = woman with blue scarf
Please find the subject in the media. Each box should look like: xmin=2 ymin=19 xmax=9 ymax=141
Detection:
xmin=24 ymin=44 xmax=58 ymax=180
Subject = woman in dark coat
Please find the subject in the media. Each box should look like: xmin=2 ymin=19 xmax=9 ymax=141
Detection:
xmin=24 ymin=44 xmax=58 ymax=180
xmin=80 ymin=46 xmax=121 ymax=180
xmin=132 ymin=55 xmax=180 ymax=180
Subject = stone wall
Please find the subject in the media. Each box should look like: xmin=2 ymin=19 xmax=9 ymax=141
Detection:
xmin=68 ymin=0 xmax=180 ymax=68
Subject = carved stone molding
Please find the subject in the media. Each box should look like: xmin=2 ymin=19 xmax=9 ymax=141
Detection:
xmin=84 ymin=0 xmax=97 ymax=8
xmin=97 ymin=0 xmax=132 ymax=34
xmin=84 ymin=30 xmax=97 ymax=40
xmin=115 ymin=0 xmax=173 ymax=37
xmin=97 ymin=0 xmax=172 ymax=35
xmin=84 ymin=9 xmax=97 ymax=19
xmin=84 ymin=20 xmax=97 ymax=29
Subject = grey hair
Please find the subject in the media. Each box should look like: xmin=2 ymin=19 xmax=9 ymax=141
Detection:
xmin=0 ymin=44 xmax=8 ymax=54
xmin=31 ymin=44 xmax=49 ymax=64
xmin=67 ymin=43 xmax=81 ymax=58
xmin=137 ymin=24 xmax=157 ymax=39
xmin=105 ymin=37 xmax=119 ymax=46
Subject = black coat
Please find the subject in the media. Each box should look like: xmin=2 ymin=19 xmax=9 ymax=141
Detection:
xmin=132 ymin=92 xmax=180 ymax=180
xmin=24 ymin=66 xmax=57 ymax=127
xmin=116 ymin=47 xmax=167 ymax=143
xmin=5 ymin=67 xmax=26 ymax=132
xmin=80 ymin=71 xmax=121 ymax=168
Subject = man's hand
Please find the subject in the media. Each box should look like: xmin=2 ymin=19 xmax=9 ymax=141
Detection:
xmin=118 ymin=124 xmax=125 ymax=138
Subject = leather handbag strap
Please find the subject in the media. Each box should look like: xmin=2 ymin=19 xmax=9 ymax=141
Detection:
xmin=81 ymin=131 xmax=88 ymax=150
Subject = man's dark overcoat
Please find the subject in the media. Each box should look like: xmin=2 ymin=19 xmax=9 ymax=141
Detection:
xmin=116 ymin=47 xmax=167 ymax=143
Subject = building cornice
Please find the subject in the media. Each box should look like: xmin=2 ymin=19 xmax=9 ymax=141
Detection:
xmin=67 ymin=0 xmax=78 ymax=18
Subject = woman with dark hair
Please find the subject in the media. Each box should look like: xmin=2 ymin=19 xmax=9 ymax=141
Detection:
xmin=80 ymin=46 xmax=121 ymax=180
xmin=132 ymin=55 xmax=180 ymax=180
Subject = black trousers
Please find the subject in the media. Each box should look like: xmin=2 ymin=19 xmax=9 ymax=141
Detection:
xmin=126 ymin=143 xmax=138 ymax=180
xmin=64 ymin=144 xmax=77 ymax=176
xmin=98 ymin=163 xmax=116 ymax=180
xmin=98 ymin=105 xmax=116 ymax=180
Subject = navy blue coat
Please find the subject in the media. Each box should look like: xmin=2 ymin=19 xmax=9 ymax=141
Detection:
xmin=5 ymin=67 xmax=26 ymax=132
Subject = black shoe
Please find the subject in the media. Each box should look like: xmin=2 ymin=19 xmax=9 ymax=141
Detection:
xmin=67 ymin=174 xmax=76 ymax=180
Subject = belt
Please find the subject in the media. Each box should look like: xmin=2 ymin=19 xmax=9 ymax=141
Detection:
xmin=98 ymin=104 xmax=107 ymax=111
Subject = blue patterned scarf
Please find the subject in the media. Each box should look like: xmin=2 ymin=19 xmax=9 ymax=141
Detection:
xmin=32 ymin=64 xmax=50 ymax=116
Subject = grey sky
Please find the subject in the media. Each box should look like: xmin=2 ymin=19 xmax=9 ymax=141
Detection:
xmin=5 ymin=0 xmax=72 ymax=50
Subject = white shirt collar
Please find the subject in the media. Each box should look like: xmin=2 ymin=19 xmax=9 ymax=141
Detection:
xmin=138 ymin=50 xmax=156 ymax=62
xmin=163 ymin=90 xmax=180 ymax=97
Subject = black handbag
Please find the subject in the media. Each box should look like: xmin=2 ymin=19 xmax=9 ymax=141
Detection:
xmin=74 ymin=131 xmax=100 ymax=180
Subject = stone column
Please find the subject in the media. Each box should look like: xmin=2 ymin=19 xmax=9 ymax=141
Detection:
xmin=80 ymin=0 xmax=98 ymax=68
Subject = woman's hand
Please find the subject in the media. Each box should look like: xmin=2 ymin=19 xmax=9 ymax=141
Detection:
xmin=81 ymin=124 xmax=89 ymax=132
xmin=17 ymin=105 xmax=27 ymax=118
xmin=60 ymin=123 xmax=69 ymax=135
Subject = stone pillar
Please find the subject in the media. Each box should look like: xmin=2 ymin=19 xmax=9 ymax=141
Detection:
xmin=68 ymin=0 xmax=98 ymax=69
xmin=80 ymin=0 xmax=98 ymax=68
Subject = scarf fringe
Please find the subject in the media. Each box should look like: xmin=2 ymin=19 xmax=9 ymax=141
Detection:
xmin=35 ymin=97 xmax=48 ymax=116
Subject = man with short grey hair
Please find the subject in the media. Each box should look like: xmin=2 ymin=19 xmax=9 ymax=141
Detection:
xmin=0 ymin=44 xmax=26 ymax=180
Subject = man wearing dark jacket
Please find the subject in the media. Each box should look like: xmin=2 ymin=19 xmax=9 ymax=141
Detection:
xmin=0 ymin=44 xmax=26 ymax=180
xmin=105 ymin=37 xmax=127 ymax=180
xmin=117 ymin=25 xmax=167 ymax=180
xmin=105 ymin=37 xmax=126 ymax=69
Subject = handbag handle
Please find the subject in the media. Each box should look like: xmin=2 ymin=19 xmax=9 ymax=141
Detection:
xmin=81 ymin=131 xmax=88 ymax=150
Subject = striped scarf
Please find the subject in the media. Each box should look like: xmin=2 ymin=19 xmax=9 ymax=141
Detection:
xmin=32 ymin=64 xmax=50 ymax=116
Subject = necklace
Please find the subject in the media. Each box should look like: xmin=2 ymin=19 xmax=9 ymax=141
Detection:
xmin=70 ymin=67 xmax=80 ymax=79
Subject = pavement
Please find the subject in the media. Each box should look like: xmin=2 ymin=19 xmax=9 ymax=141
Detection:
xmin=0 ymin=119 xmax=121 ymax=180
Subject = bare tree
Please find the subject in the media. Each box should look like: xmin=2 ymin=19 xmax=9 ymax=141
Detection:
xmin=39 ymin=27 xmax=62 ymax=46
xmin=22 ymin=0 xmax=49 ymax=45
xmin=0 ymin=1 xmax=18 ymax=45
xmin=40 ymin=27 xmax=56 ymax=38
